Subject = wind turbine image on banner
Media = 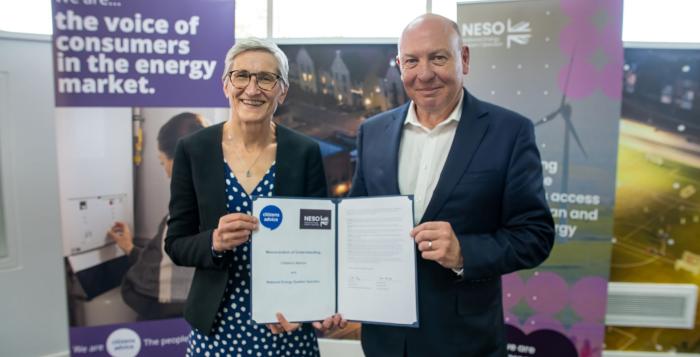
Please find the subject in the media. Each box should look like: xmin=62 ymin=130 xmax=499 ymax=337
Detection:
xmin=534 ymin=53 xmax=588 ymax=235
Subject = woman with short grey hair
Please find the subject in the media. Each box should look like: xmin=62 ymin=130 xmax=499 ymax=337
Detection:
xmin=220 ymin=37 xmax=290 ymax=88
xmin=166 ymin=38 xmax=340 ymax=356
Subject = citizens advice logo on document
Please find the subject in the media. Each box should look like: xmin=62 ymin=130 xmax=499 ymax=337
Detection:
xmin=299 ymin=209 xmax=331 ymax=230
xmin=260 ymin=205 xmax=283 ymax=230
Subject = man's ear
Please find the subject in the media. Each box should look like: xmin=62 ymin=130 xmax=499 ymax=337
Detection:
xmin=395 ymin=57 xmax=405 ymax=80
xmin=461 ymin=46 xmax=470 ymax=75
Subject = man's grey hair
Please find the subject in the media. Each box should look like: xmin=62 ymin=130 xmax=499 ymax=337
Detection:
xmin=221 ymin=38 xmax=289 ymax=88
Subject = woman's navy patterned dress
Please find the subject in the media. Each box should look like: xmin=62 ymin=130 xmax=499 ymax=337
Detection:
xmin=187 ymin=162 xmax=319 ymax=357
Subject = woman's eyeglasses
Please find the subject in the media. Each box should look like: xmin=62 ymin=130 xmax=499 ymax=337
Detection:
xmin=227 ymin=70 xmax=282 ymax=91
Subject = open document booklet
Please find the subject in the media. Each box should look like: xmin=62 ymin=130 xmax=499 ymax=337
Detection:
xmin=250 ymin=195 xmax=418 ymax=327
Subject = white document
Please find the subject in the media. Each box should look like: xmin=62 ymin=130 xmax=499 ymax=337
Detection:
xmin=337 ymin=196 xmax=417 ymax=325
xmin=251 ymin=198 xmax=336 ymax=324
xmin=251 ymin=196 xmax=417 ymax=327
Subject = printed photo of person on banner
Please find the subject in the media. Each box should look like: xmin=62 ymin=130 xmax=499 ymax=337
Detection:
xmin=51 ymin=0 xmax=236 ymax=354
xmin=107 ymin=112 xmax=207 ymax=320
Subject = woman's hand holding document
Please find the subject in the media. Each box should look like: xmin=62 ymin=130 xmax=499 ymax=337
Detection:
xmin=251 ymin=196 xmax=418 ymax=327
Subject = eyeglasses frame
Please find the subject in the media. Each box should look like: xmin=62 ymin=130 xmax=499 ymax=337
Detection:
xmin=227 ymin=70 xmax=283 ymax=91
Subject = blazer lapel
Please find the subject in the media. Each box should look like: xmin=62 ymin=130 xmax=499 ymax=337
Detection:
xmin=200 ymin=122 xmax=228 ymax=224
xmin=274 ymin=124 xmax=294 ymax=196
xmin=384 ymin=104 xmax=409 ymax=195
xmin=421 ymin=91 xmax=490 ymax=223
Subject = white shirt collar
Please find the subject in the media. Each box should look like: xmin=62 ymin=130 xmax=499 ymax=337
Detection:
xmin=404 ymin=89 xmax=464 ymax=130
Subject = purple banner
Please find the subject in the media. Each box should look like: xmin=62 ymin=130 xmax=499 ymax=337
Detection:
xmin=70 ymin=318 xmax=190 ymax=356
xmin=51 ymin=0 xmax=233 ymax=107
xmin=458 ymin=0 xmax=623 ymax=356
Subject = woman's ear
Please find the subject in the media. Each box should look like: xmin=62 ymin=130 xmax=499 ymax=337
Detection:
xmin=223 ymin=80 xmax=229 ymax=98
xmin=277 ymin=85 xmax=288 ymax=105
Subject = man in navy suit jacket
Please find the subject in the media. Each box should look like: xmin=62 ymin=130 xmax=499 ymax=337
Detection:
xmin=349 ymin=14 xmax=555 ymax=356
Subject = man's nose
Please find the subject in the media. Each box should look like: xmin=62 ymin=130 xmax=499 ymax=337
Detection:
xmin=415 ymin=62 xmax=436 ymax=81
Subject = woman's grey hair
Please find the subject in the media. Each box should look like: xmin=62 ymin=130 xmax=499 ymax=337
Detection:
xmin=221 ymin=38 xmax=289 ymax=88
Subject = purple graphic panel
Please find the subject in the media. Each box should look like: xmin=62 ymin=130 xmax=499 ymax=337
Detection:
xmin=70 ymin=318 xmax=190 ymax=356
xmin=558 ymin=0 xmax=623 ymax=99
xmin=507 ymin=326 xmax=578 ymax=357
xmin=51 ymin=0 xmax=234 ymax=107
xmin=525 ymin=272 xmax=569 ymax=315
xmin=570 ymin=276 xmax=608 ymax=321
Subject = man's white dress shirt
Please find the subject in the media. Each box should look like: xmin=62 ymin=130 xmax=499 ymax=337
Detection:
xmin=398 ymin=91 xmax=464 ymax=223
xmin=398 ymin=91 xmax=465 ymax=275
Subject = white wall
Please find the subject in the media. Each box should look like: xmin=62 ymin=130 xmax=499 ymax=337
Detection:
xmin=0 ymin=33 xmax=70 ymax=357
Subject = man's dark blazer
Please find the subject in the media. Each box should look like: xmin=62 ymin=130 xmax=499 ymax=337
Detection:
xmin=350 ymin=89 xmax=554 ymax=357
xmin=164 ymin=122 xmax=327 ymax=335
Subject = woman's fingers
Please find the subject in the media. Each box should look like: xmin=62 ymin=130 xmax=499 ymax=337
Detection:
xmin=221 ymin=230 xmax=252 ymax=241
xmin=217 ymin=232 xmax=250 ymax=250
xmin=266 ymin=323 xmax=283 ymax=334
xmin=215 ymin=213 xmax=260 ymax=250
xmin=220 ymin=213 xmax=258 ymax=225
xmin=276 ymin=313 xmax=300 ymax=332
xmin=217 ymin=214 xmax=258 ymax=236
xmin=266 ymin=319 xmax=300 ymax=335
xmin=220 ymin=220 xmax=257 ymax=232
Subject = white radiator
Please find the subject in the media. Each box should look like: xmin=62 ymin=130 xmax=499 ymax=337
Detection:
xmin=606 ymin=282 xmax=698 ymax=329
